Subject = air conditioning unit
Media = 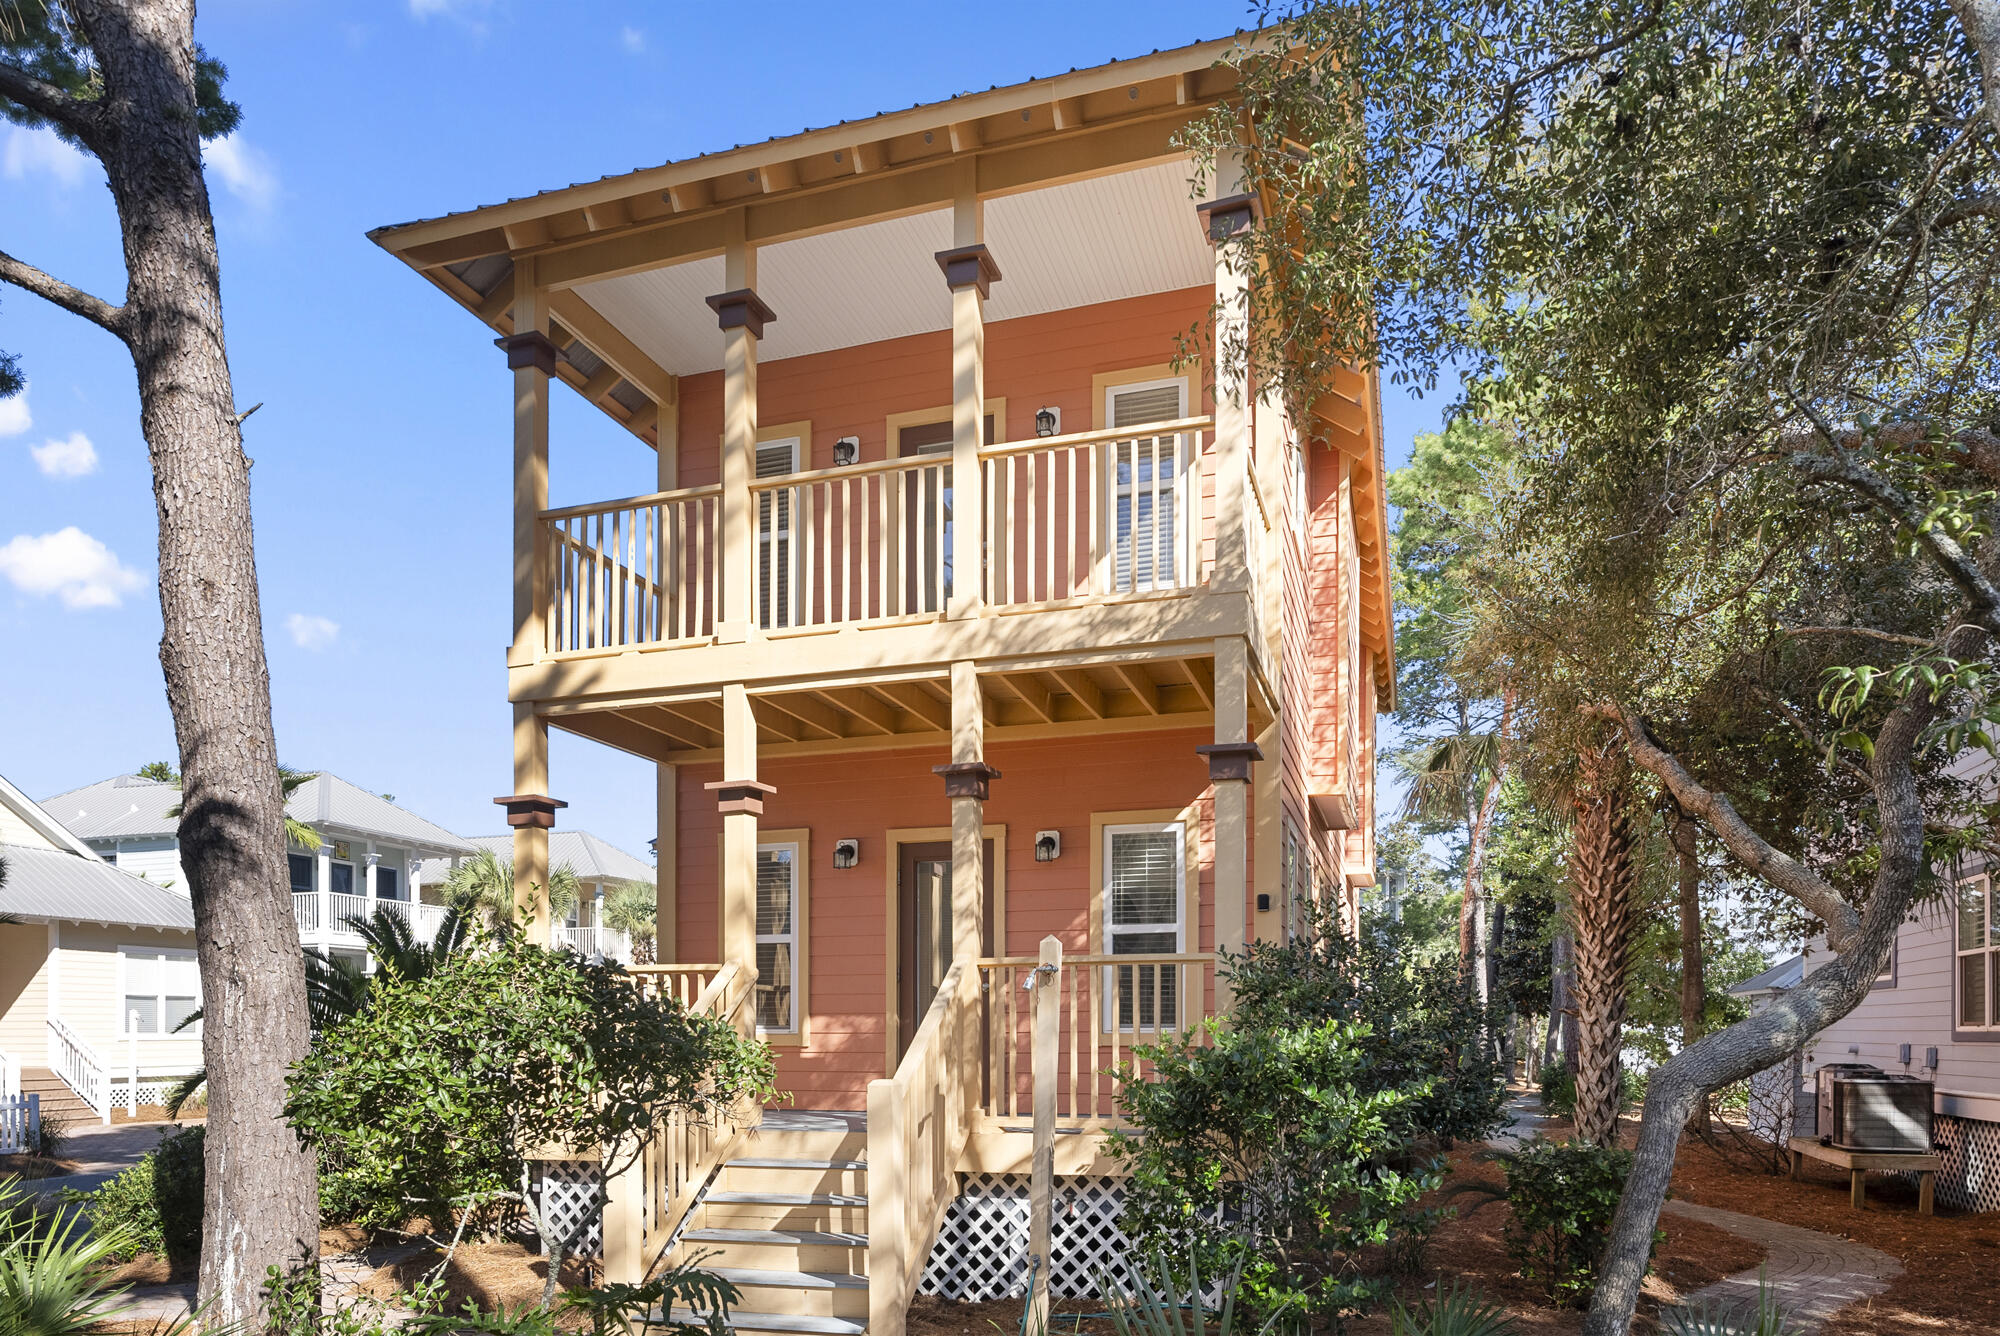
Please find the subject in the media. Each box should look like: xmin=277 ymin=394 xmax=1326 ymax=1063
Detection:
xmin=1816 ymin=1066 xmax=1933 ymax=1153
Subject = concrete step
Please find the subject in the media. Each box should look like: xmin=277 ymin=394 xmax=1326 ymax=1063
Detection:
xmin=706 ymin=1267 xmax=869 ymax=1319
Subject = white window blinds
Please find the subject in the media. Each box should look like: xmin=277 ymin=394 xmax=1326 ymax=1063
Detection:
xmin=756 ymin=439 xmax=798 ymax=628
xmin=1108 ymin=381 xmax=1189 ymax=592
xmin=122 ymin=946 xmax=201 ymax=1036
xmin=1104 ymin=823 xmax=1184 ymax=1030
xmin=756 ymin=845 xmax=798 ymax=1033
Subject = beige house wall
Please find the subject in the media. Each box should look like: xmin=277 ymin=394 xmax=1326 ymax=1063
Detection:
xmin=0 ymin=924 xmax=50 ymax=1060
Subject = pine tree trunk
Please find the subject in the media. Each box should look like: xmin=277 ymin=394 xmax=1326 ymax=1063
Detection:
xmin=1550 ymin=932 xmax=1578 ymax=1074
xmin=71 ymin=1 xmax=319 ymax=1323
xmin=1671 ymin=807 xmax=1709 ymax=1132
xmin=1569 ymin=745 xmax=1638 ymax=1147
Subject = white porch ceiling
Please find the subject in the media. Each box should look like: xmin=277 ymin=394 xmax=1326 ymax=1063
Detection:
xmin=572 ymin=159 xmax=1211 ymax=377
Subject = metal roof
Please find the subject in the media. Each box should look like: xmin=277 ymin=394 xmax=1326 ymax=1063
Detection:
xmin=1728 ymin=954 xmax=1804 ymax=996
xmin=0 ymin=842 xmax=195 ymax=932
xmin=367 ymin=31 xmax=1243 ymax=240
xmin=417 ymin=831 xmax=655 ymax=888
xmin=46 ymin=773 xmax=477 ymax=856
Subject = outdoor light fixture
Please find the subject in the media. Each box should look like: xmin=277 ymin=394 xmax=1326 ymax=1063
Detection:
xmin=834 ymin=437 xmax=860 ymax=467
xmin=1034 ymin=830 xmax=1061 ymax=862
xmin=833 ymin=838 xmax=860 ymax=869
xmin=1035 ymin=406 xmax=1060 ymax=437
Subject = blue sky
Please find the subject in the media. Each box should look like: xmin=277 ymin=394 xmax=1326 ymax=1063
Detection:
xmin=0 ymin=0 xmax=1448 ymax=859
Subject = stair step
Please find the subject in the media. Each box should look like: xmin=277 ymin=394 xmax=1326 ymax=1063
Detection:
xmin=668 ymin=1311 xmax=866 ymax=1336
xmin=709 ymin=1267 xmax=869 ymax=1292
xmin=686 ymin=1228 xmax=868 ymax=1248
xmin=707 ymin=1191 xmax=868 ymax=1208
xmin=729 ymin=1158 xmax=867 ymax=1171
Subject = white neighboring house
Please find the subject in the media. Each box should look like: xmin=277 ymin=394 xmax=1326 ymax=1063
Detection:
xmin=0 ymin=771 xmax=203 ymax=1123
xmin=47 ymin=772 xmax=477 ymax=973
xmin=417 ymin=830 xmax=656 ymax=962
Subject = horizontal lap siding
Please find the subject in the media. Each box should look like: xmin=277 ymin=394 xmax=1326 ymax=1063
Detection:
xmin=56 ymin=923 xmax=204 ymax=1070
xmin=1802 ymin=910 xmax=2000 ymax=1094
xmin=674 ymin=729 xmax=1216 ymax=1109
xmin=0 ymin=924 xmax=49 ymax=1058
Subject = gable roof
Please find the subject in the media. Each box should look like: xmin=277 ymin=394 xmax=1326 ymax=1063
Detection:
xmin=44 ymin=773 xmax=477 ymax=856
xmin=417 ymin=830 xmax=655 ymax=888
xmin=0 ymin=843 xmax=195 ymax=932
xmin=1727 ymin=954 xmax=1804 ymax=997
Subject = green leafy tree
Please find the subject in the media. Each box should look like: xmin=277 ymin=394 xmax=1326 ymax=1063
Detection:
xmin=1 ymin=5 xmax=309 ymax=1319
xmin=134 ymin=761 xmax=178 ymax=785
xmin=286 ymin=929 xmax=776 ymax=1308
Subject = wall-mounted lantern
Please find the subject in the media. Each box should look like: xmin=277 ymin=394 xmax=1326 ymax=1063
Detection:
xmin=833 ymin=838 xmax=860 ymax=869
xmin=1035 ymin=407 xmax=1060 ymax=438
xmin=1034 ymin=830 xmax=1061 ymax=862
xmin=833 ymin=436 xmax=860 ymax=466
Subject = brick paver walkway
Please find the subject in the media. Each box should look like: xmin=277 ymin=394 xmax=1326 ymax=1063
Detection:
xmin=1663 ymin=1199 xmax=1900 ymax=1334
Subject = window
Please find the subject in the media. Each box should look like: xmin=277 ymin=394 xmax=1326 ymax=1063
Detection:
xmin=1103 ymin=822 xmax=1186 ymax=1029
xmin=375 ymin=865 xmax=403 ymax=902
xmin=756 ymin=843 xmax=799 ymax=1034
xmin=897 ymin=415 xmax=994 ymax=613
xmin=1105 ymin=379 xmax=1189 ymax=593
xmin=329 ymin=860 xmax=355 ymax=898
xmin=756 ymin=437 xmax=799 ymax=629
xmin=122 ymin=946 xmax=200 ymax=1036
xmin=288 ymin=853 xmax=314 ymax=895
xmin=1959 ymin=875 xmax=1995 ymax=1028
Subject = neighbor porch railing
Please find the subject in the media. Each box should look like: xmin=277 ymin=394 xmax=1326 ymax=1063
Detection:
xmin=47 ymin=1017 xmax=110 ymax=1124
xmin=0 ymin=1093 xmax=39 ymax=1155
xmin=551 ymin=924 xmax=634 ymax=962
xmin=975 ymin=950 xmax=1216 ymax=1126
xmin=545 ymin=485 xmax=721 ymax=652
xmin=292 ymin=892 xmax=447 ymax=942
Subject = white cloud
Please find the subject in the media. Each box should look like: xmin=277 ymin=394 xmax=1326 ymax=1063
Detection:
xmin=30 ymin=431 xmax=98 ymax=479
xmin=0 ymin=388 xmax=28 ymax=439
xmin=2 ymin=126 xmax=92 ymax=189
xmin=286 ymin=612 xmax=340 ymax=651
xmin=203 ymin=133 xmax=279 ymax=212
xmin=620 ymin=26 xmax=645 ymax=53
xmin=0 ymin=528 xmax=144 ymax=609
xmin=408 ymin=0 xmax=492 ymax=21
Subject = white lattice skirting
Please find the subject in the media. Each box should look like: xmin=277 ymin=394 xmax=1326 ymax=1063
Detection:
xmin=920 ymin=1174 xmax=1134 ymax=1301
xmin=1932 ymin=1114 xmax=2000 ymax=1212
xmin=109 ymin=1080 xmax=188 ymax=1112
xmin=534 ymin=1160 xmax=605 ymax=1259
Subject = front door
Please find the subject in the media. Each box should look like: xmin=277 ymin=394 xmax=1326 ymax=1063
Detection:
xmin=896 ymin=839 xmax=995 ymax=1059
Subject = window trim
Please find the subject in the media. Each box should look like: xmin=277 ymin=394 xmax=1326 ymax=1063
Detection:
xmin=1098 ymin=373 xmax=1193 ymax=594
xmin=753 ymin=828 xmax=810 ymax=1045
xmin=118 ymin=944 xmax=201 ymax=1040
xmin=1953 ymin=872 xmax=2000 ymax=1041
xmin=1090 ymin=808 xmax=1200 ymax=1036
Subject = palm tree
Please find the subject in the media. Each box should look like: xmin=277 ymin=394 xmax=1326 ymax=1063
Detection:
xmin=602 ymin=881 xmax=659 ymax=963
xmin=1568 ymin=739 xmax=1639 ymax=1147
xmin=439 ymin=848 xmax=580 ymax=932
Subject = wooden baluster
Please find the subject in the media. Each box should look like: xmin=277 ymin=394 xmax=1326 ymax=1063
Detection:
xmin=1043 ymin=451 xmax=1055 ymax=604
xmin=1147 ymin=437 xmax=1162 ymax=593
xmin=1025 ymin=452 xmax=1038 ymax=603
xmin=1067 ymin=955 xmax=1080 ymax=1120
xmin=983 ymin=459 xmax=996 ymax=606
xmin=587 ymin=512 xmax=601 ymax=649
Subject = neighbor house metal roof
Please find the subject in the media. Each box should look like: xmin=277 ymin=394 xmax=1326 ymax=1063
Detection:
xmin=417 ymin=831 xmax=655 ymax=888
xmin=46 ymin=773 xmax=477 ymax=856
xmin=0 ymin=842 xmax=195 ymax=932
xmin=1728 ymin=954 xmax=1804 ymax=996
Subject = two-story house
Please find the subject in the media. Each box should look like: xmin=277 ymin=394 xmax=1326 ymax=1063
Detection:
xmin=49 ymin=772 xmax=477 ymax=972
xmin=370 ymin=33 xmax=1389 ymax=1335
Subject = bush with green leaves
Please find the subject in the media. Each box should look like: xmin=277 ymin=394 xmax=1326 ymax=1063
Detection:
xmin=1502 ymin=1140 xmax=1657 ymax=1306
xmin=287 ymin=927 xmax=775 ymax=1307
xmin=0 ymin=1176 xmax=156 ymax=1336
xmin=1389 ymin=1283 xmax=1519 ymax=1336
xmin=1226 ymin=903 xmax=1509 ymax=1147
xmin=1110 ymin=1018 xmax=1443 ymax=1332
xmin=59 ymin=1124 xmax=204 ymax=1267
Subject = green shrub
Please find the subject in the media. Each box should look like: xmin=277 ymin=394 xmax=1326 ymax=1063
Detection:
xmin=1502 ymin=1140 xmax=1657 ymax=1305
xmin=60 ymin=1125 xmax=203 ymax=1267
xmin=0 ymin=1176 xmax=145 ymax=1335
xmin=1389 ymin=1283 xmax=1519 ymax=1336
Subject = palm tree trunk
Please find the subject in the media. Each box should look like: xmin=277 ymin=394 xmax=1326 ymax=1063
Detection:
xmin=1570 ymin=743 xmax=1638 ymax=1146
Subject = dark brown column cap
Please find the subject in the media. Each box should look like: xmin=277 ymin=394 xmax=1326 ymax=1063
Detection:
xmin=933 ymin=761 xmax=1002 ymax=801
xmin=705 ymin=778 xmax=778 ymax=816
xmin=493 ymin=792 xmax=568 ymax=828
xmin=934 ymin=244 xmax=1003 ymax=299
xmin=706 ymin=288 xmax=777 ymax=339
xmin=1196 ymin=741 xmax=1264 ymax=782
xmin=1196 ymin=193 xmax=1263 ymax=245
xmin=495 ymin=331 xmax=559 ymax=375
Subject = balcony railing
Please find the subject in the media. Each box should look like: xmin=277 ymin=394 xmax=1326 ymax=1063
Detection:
xmin=534 ymin=417 xmax=1219 ymax=653
xmin=292 ymin=892 xmax=449 ymax=943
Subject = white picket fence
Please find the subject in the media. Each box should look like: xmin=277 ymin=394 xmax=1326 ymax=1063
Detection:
xmin=0 ymin=1092 xmax=41 ymax=1155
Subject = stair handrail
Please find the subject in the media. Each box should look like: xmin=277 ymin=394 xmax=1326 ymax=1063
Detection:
xmin=46 ymin=1016 xmax=110 ymax=1123
xmin=867 ymin=958 xmax=979 ymax=1336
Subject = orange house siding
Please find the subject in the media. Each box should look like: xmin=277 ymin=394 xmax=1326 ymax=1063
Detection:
xmin=675 ymin=728 xmax=1235 ymax=1110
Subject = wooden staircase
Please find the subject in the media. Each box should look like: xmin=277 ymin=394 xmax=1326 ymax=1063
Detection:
xmin=17 ymin=1067 xmax=96 ymax=1125
xmin=673 ymin=1111 xmax=872 ymax=1336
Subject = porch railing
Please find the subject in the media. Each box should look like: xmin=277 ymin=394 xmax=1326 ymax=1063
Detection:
xmin=551 ymin=924 xmax=633 ymax=962
xmin=545 ymin=485 xmax=721 ymax=652
xmin=981 ymin=417 xmax=1211 ymax=608
xmin=627 ymin=963 xmax=723 ymax=1009
xmin=639 ymin=962 xmax=756 ymax=1252
xmin=0 ymin=1093 xmax=39 ymax=1155
xmin=750 ymin=455 xmax=952 ymax=631
xmin=47 ymin=1017 xmax=110 ymax=1124
xmin=293 ymin=893 xmax=446 ymax=942
xmin=975 ymin=951 xmax=1216 ymax=1126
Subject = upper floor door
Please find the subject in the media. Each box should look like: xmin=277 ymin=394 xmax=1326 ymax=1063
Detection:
xmin=897 ymin=415 xmax=994 ymax=614
xmin=1107 ymin=378 xmax=1190 ymax=593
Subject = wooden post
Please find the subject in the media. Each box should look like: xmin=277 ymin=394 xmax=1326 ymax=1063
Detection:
xmin=1850 ymin=1167 xmax=1866 ymax=1210
xmin=1920 ymin=1169 xmax=1935 ymax=1216
xmin=1205 ymin=637 xmax=1254 ymax=1010
xmin=940 ymin=661 xmax=993 ymax=960
xmin=939 ymin=163 xmax=993 ymax=620
xmin=1202 ymin=150 xmax=1256 ymax=595
xmin=1028 ymin=934 xmax=1063 ymax=1336
xmin=655 ymin=762 xmax=678 ymax=963
xmin=508 ymin=257 xmax=552 ymax=661
xmin=316 ymin=840 xmax=332 ymax=945
xmin=711 ymin=684 xmax=771 ymax=1032
xmin=126 ymin=1008 xmax=139 ymax=1122
xmin=866 ymin=1076 xmax=906 ymax=1336
xmin=602 ymin=1149 xmax=646 ymax=1283
xmin=714 ymin=213 xmax=765 ymax=644
xmin=512 ymin=703 xmax=552 ymax=944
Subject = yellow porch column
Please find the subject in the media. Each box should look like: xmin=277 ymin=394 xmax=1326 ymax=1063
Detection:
xmin=711 ymin=214 xmax=773 ymax=644
xmin=655 ymin=762 xmax=678 ymax=963
xmin=937 ymin=164 xmax=997 ymax=619
xmin=498 ymin=705 xmax=565 ymax=946
xmin=934 ymin=661 xmax=995 ymax=962
xmin=1200 ymin=151 xmax=1259 ymax=595
xmin=708 ymin=684 xmax=771 ymax=1028
xmin=1199 ymin=637 xmax=1259 ymax=1010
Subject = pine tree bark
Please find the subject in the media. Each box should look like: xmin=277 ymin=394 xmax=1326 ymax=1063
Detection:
xmin=1549 ymin=931 xmax=1579 ymax=1074
xmin=0 ymin=3 xmax=318 ymax=1325
xmin=1569 ymin=743 xmax=1638 ymax=1147
xmin=1671 ymin=806 xmax=1709 ymax=1132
